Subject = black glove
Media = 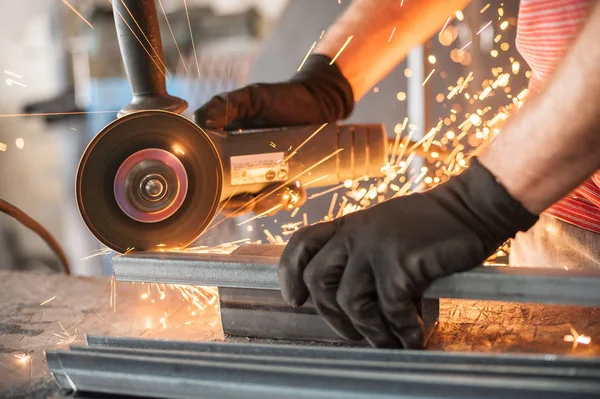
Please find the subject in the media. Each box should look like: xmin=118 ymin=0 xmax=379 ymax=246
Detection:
xmin=278 ymin=158 xmax=538 ymax=349
xmin=193 ymin=54 xmax=354 ymax=129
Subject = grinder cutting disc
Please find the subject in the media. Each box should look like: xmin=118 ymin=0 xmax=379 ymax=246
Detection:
xmin=76 ymin=110 xmax=223 ymax=253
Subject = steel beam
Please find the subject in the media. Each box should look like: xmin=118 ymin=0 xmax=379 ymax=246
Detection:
xmin=113 ymin=244 xmax=600 ymax=307
xmin=46 ymin=336 xmax=600 ymax=399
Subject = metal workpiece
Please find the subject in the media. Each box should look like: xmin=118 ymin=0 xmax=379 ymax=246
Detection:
xmin=113 ymin=244 xmax=600 ymax=307
xmin=219 ymin=287 xmax=439 ymax=343
xmin=46 ymin=336 xmax=600 ymax=399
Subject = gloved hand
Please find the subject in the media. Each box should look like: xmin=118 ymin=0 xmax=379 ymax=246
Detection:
xmin=278 ymin=158 xmax=538 ymax=349
xmin=193 ymin=54 xmax=354 ymax=129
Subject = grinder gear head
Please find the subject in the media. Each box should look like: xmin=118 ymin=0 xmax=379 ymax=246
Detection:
xmin=76 ymin=111 xmax=223 ymax=253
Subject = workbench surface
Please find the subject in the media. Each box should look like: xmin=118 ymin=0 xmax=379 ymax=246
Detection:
xmin=1 ymin=270 xmax=599 ymax=397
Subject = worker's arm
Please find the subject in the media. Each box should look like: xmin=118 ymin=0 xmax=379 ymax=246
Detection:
xmin=278 ymin=4 xmax=600 ymax=349
xmin=479 ymin=2 xmax=600 ymax=214
xmin=315 ymin=0 xmax=470 ymax=99
xmin=194 ymin=0 xmax=469 ymax=129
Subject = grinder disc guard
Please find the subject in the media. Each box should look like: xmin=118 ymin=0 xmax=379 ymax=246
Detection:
xmin=77 ymin=111 xmax=223 ymax=253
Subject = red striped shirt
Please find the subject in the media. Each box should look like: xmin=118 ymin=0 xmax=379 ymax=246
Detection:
xmin=516 ymin=0 xmax=600 ymax=234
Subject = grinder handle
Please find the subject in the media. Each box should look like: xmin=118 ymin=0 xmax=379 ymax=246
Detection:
xmin=112 ymin=0 xmax=187 ymax=117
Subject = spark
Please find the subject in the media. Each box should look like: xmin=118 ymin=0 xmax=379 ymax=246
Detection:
xmin=62 ymin=0 xmax=94 ymax=29
xmin=428 ymin=55 xmax=436 ymax=64
xmin=303 ymin=174 xmax=329 ymax=187
xmin=14 ymin=354 xmax=31 ymax=365
xmin=480 ymin=3 xmax=491 ymax=13
xmin=157 ymin=0 xmax=188 ymax=73
xmin=15 ymin=138 xmax=24 ymax=149
xmin=320 ymin=30 xmax=325 ymax=39
xmin=283 ymin=123 xmax=328 ymax=162
xmin=476 ymin=21 xmax=492 ymax=36
xmin=291 ymin=207 xmax=300 ymax=218
xmin=327 ymin=192 xmax=339 ymax=219
xmin=4 ymin=70 xmax=21 ymax=78
xmin=500 ymin=21 xmax=509 ymax=30
xmin=118 ymin=0 xmax=171 ymax=76
xmin=421 ymin=69 xmax=435 ymax=86
xmin=298 ymin=41 xmax=317 ymax=71
xmin=303 ymin=213 xmax=308 ymax=226
xmin=183 ymin=0 xmax=201 ymax=79
xmin=457 ymin=41 xmax=472 ymax=54
xmin=455 ymin=10 xmax=464 ymax=21
xmin=270 ymin=142 xmax=277 ymax=148
xmin=308 ymin=183 xmax=345 ymax=200
xmin=563 ymin=325 xmax=592 ymax=349
xmin=439 ymin=17 xmax=451 ymax=37
xmin=388 ymin=26 xmax=397 ymax=42
xmin=0 ymin=111 xmax=118 ymax=118
xmin=237 ymin=204 xmax=283 ymax=226
xmin=55 ymin=321 xmax=79 ymax=345
xmin=5 ymin=79 xmax=26 ymax=87
xmin=264 ymin=229 xmax=277 ymax=243
xmin=330 ymin=36 xmax=354 ymax=65
xmin=81 ymin=247 xmax=112 ymax=260
xmin=40 ymin=296 xmax=56 ymax=306
xmin=0 ymin=142 xmax=6 ymax=152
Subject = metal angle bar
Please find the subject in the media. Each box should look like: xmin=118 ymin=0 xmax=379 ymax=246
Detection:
xmin=46 ymin=347 xmax=600 ymax=399
xmin=69 ymin=343 xmax=600 ymax=380
xmin=84 ymin=335 xmax=600 ymax=371
xmin=113 ymin=244 xmax=600 ymax=306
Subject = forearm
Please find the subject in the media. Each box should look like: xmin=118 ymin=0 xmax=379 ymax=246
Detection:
xmin=316 ymin=0 xmax=470 ymax=99
xmin=479 ymin=3 xmax=600 ymax=214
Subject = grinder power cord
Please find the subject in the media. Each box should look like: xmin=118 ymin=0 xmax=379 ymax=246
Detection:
xmin=279 ymin=158 xmax=538 ymax=349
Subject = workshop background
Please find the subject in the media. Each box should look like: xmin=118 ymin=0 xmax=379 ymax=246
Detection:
xmin=0 ymin=0 xmax=525 ymax=276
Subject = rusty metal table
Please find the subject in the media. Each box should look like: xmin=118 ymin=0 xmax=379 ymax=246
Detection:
xmin=1 ymin=270 xmax=599 ymax=397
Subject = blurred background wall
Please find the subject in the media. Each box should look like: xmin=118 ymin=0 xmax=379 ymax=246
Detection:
xmin=0 ymin=0 xmax=527 ymax=275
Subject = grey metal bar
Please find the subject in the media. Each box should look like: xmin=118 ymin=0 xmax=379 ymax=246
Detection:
xmin=113 ymin=244 xmax=600 ymax=307
xmin=46 ymin=340 xmax=600 ymax=399
xmin=83 ymin=335 xmax=600 ymax=372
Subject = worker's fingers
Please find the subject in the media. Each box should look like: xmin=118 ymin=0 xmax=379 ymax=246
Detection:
xmin=375 ymin=262 xmax=425 ymax=349
xmin=278 ymin=221 xmax=338 ymax=307
xmin=302 ymin=237 xmax=362 ymax=341
xmin=336 ymin=258 xmax=402 ymax=348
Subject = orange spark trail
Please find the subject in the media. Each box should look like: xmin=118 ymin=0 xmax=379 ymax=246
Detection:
xmin=183 ymin=0 xmax=201 ymax=79
xmin=476 ymin=20 xmax=492 ymax=35
xmin=303 ymin=175 xmax=329 ymax=187
xmin=422 ymin=69 xmax=436 ymax=86
xmin=62 ymin=0 xmax=94 ymax=30
xmin=157 ymin=0 xmax=188 ymax=73
xmin=283 ymin=123 xmax=328 ymax=162
xmin=330 ymin=36 xmax=354 ymax=64
xmin=439 ymin=17 xmax=451 ymax=37
xmin=458 ymin=41 xmax=472 ymax=54
xmin=0 ymin=111 xmax=118 ymax=118
xmin=388 ymin=26 xmax=397 ymax=42
xmin=298 ymin=41 xmax=317 ymax=71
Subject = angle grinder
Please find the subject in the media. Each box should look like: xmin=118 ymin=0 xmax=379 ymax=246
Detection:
xmin=76 ymin=0 xmax=388 ymax=253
